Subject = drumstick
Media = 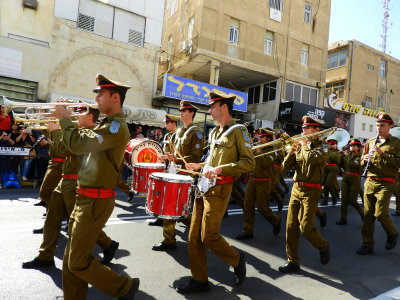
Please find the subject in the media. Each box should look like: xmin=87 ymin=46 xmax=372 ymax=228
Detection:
xmin=168 ymin=136 xmax=190 ymax=167
xmin=175 ymin=167 xmax=222 ymax=180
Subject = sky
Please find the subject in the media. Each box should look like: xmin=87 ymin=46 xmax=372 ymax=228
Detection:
xmin=329 ymin=0 xmax=400 ymax=60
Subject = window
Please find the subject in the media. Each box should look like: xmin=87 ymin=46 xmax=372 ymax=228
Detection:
xmin=325 ymin=81 xmax=345 ymax=99
xmin=301 ymin=44 xmax=309 ymax=66
xmin=229 ymin=19 xmax=239 ymax=44
xmin=367 ymin=64 xmax=374 ymax=71
xmin=379 ymin=61 xmax=386 ymax=77
xmin=264 ymin=31 xmax=273 ymax=55
xmin=262 ymin=81 xmax=277 ymax=102
xmin=168 ymin=0 xmax=178 ymax=18
xmin=248 ymin=85 xmax=261 ymax=104
xmin=377 ymin=92 xmax=386 ymax=109
xmin=77 ymin=0 xmax=145 ymax=47
xmin=304 ymin=2 xmax=312 ymax=24
xmin=362 ymin=123 xmax=366 ymax=131
xmin=363 ymin=96 xmax=372 ymax=109
xmin=369 ymin=124 xmax=373 ymax=132
xmin=327 ymin=49 xmax=347 ymax=69
xmin=188 ymin=17 xmax=194 ymax=46
xmin=268 ymin=0 xmax=283 ymax=11
xmin=285 ymin=81 xmax=318 ymax=106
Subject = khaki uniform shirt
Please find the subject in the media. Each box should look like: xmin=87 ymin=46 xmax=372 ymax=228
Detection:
xmin=163 ymin=131 xmax=177 ymax=153
xmin=283 ymin=139 xmax=327 ymax=184
xmin=48 ymin=129 xmax=65 ymax=158
xmin=251 ymin=145 xmax=274 ymax=178
xmin=361 ymin=134 xmax=400 ymax=178
xmin=175 ymin=124 xmax=203 ymax=166
xmin=60 ymin=113 xmax=129 ymax=188
xmin=326 ymin=149 xmax=340 ymax=171
xmin=203 ymin=120 xmax=255 ymax=177
xmin=341 ymin=153 xmax=362 ymax=176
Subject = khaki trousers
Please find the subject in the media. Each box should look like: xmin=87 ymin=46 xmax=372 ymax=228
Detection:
xmin=340 ymin=176 xmax=363 ymax=220
xmin=362 ymin=179 xmax=398 ymax=247
xmin=39 ymin=160 xmax=63 ymax=206
xmin=162 ymin=214 xmax=192 ymax=245
xmin=62 ymin=194 xmax=132 ymax=299
xmin=286 ymin=185 xmax=328 ymax=266
xmin=188 ymin=183 xmax=240 ymax=282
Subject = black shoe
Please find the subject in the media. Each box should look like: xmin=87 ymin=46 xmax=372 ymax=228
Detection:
xmin=152 ymin=242 xmax=177 ymax=251
xmin=273 ymin=217 xmax=281 ymax=235
xmin=33 ymin=227 xmax=43 ymax=234
xmin=320 ymin=201 xmax=328 ymax=206
xmin=119 ymin=278 xmax=140 ymax=300
xmin=356 ymin=245 xmax=373 ymax=255
xmin=176 ymin=278 xmax=210 ymax=294
xmin=235 ymin=233 xmax=254 ymax=240
xmin=320 ymin=244 xmax=330 ymax=265
xmin=391 ymin=211 xmax=400 ymax=217
xmin=127 ymin=190 xmax=134 ymax=202
xmin=101 ymin=240 xmax=119 ymax=265
xmin=148 ymin=219 xmax=163 ymax=227
xmin=278 ymin=262 xmax=300 ymax=273
xmin=336 ymin=219 xmax=347 ymax=225
xmin=22 ymin=257 xmax=55 ymax=269
xmin=278 ymin=201 xmax=283 ymax=212
xmin=319 ymin=212 xmax=327 ymax=228
xmin=34 ymin=201 xmax=46 ymax=207
xmin=385 ymin=233 xmax=398 ymax=250
xmin=233 ymin=252 xmax=246 ymax=285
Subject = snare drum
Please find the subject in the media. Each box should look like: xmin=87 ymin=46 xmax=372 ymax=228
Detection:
xmin=124 ymin=138 xmax=164 ymax=168
xmin=132 ymin=163 xmax=165 ymax=194
xmin=146 ymin=172 xmax=194 ymax=219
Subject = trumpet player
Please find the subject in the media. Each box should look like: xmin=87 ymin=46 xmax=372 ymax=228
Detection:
xmin=357 ymin=113 xmax=400 ymax=255
xmin=236 ymin=128 xmax=281 ymax=240
xmin=321 ymin=139 xmax=340 ymax=206
xmin=279 ymin=116 xmax=330 ymax=273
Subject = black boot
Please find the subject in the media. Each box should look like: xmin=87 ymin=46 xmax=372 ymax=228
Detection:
xmin=278 ymin=262 xmax=300 ymax=273
xmin=148 ymin=218 xmax=163 ymax=227
xmin=22 ymin=257 xmax=55 ymax=269
xmin=101 ymin=240 xmax=119 ymax=265
xmin=319 ymin=212 xmax=327 ymax=228
xmin=176 ymin=278 xmax=210 ymax=294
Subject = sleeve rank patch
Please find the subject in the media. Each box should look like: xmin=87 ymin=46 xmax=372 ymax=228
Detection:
xmin=196 ymin=131 xmax=203 ymax=139
xmin=110 ymin=121 xmax=121 ymax=134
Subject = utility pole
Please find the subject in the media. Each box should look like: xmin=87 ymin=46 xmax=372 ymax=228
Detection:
xmin=380 ymin=0 xmax=390 ymax=53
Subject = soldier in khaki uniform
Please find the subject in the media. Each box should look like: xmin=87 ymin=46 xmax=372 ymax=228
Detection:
xmin=22 ymin=107 xmax=119 ymax=268
xmin=356 ymin=113 xmax=400 ymax=255
xmin=51 ymin=74 xmax=139 ymax=300
xmin=321 ymin=139 xmax=340 ymax=205
xmin=177 ymin=92 xmax=255 ymax=293
xmin=391 ymin=171 xmax=400 ymax=217
xmin=152 ymin=102 xmax=204 ymax=251
xmin=270 ymin=147 xmax=285 ymax=211
xmin=336 ymin=138 xmax=364 ymax=225
xmin=148 ymin=113 xmax=179 ymax=227
xmin=236 ymin=128 xmax=281 ymax=239
xmin=279 ymin=116 xmax=330 ymax=273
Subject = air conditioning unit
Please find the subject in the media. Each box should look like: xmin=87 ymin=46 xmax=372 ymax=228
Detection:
xmin=179 ymin=41 xmax=189 ymax=54
xmin=159 ymin=55 xmax=168 ymax=64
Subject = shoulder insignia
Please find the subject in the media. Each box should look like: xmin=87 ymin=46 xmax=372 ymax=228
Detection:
xmin=110 ymin=121 xmax=121 ymax=134
xmin=240 ymin=128 xmax=250 ymax=142
xmin=196 ymin=131 xmax=203 ymax=139
xmin=95 ymin=134 xmax=104 ymax=144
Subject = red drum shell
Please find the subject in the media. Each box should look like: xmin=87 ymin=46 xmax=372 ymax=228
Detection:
xmin=132 ymin=163 xmax=165 ymax=194
xmin=146 ymin=172 xmax=193 ymax=219
xmin=124 ymin=138 xmax=164 ymax=167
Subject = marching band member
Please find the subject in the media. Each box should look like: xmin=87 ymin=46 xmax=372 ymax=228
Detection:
xmin=357 ymin=113 xmax=400 ymax=255
xmin=236 ymin=128 xmax=281 ymax=240
xmin=51 ymin=74 xmax=139 ymax=300
xmin=148 ymin=113 xmax=180 ymax=227
xmin=336 ymin=138 xmax=364 ymax=225
xmin=152 ymin=102 xmax=203 ymax=251
xmin=279 ymin=116 xmax=330 ymax=273
xmin=321 ymin=138 xmax=340 ymax=206
xmin=177 ymin=92 xmax=255 ymax=293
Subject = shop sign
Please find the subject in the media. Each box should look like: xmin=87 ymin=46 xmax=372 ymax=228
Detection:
xmin=327 ymin=93 xmax=383 ymax=117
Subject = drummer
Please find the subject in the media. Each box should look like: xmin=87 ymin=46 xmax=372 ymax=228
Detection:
xmin=148 ymin=113 xmax=180 ymax=227
xmin=152 ymin=101 xmax=204 ymax=251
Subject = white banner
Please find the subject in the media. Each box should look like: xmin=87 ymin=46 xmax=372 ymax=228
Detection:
xmin=0 ymin=147 xmax=31 ymax=156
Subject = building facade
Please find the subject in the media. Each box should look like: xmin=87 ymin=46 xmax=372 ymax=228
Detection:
xmin=0 ymin=0 xmax=165 ymax=118
xmin=325 ymin=40 xmax=400 ymax=140
xmin=156 ymin=0 xmax=332 ymax=133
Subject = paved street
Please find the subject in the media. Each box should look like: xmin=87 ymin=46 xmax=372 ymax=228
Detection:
xmin=1 ymin=180 xmax=400 ymax=300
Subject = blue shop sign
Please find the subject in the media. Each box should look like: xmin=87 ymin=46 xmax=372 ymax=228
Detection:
xmin=162 ymin=73 xmax=248 ymax=112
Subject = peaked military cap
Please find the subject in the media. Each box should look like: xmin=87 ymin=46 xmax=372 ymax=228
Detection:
xmin=208 ymin=92 xmax=236 ymax=105
xmin=164 ymin=113 xmax=180 ymax=122
xmin=302 ymin=115 xmax=325 ymax=128
xmin=376 ymin=112 xmax=393 ymax=124
xmin=256 ymin=127 xmax=275 ymax=137
xmin=93 ymin=74 xmax=131 ymax=95
xmin=326 ymin=139 xmax=338 ymax=144
xmin=179 ymin=100 xmax=199 ymax=111
xmin=348 ymin=138 xmax=361 ymax=146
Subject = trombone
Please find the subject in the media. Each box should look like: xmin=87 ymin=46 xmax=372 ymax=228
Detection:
xmin=253 ymin=127 xmax=337 ymax=158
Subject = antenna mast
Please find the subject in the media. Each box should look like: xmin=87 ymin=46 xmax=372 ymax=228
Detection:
xmin=380 ymin=0 xmax=390 ymax=53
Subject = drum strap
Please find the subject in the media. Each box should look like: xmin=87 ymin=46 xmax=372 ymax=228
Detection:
xmin=175 ymin=125 xmax=202 ymax=150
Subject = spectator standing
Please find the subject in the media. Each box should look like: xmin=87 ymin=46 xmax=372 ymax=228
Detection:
xmin=136 ymin=125 xmax=144 ymax=138
xmin=0 ymin=104 xmax=13 ymax=135
xmin=33 ymin=134 xmax=50 ymax=182
xmin=15 ymin=125 xmax=36 ymax=181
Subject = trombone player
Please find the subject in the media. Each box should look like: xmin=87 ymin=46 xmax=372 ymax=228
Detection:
xmin=279 ymin=116 xmax=330 ymax=273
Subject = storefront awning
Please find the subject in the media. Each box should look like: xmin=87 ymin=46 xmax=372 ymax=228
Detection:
xmin=122 ymin=104 xmax=166 ymax=127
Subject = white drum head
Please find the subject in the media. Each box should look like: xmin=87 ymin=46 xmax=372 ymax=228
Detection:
xmin=134 ymin=163 xmax=165 ymax=169
xmin=150 ymin=172 xmax=193 ymax=183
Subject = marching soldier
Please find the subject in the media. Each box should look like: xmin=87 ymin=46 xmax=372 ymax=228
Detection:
xmin=22 ymin=107 xmax=119 ymax=268
xmin=391 ymin=171 xmax=400 ymax=217
xmin=148 ymin=113 xmax=180 ymax=227
xmin=177 ymin=92 xmax=255 ymax=293
xmin=236 ymin=128 xmax=281 ymax=240
xmin=356 ymin=113 xmax=400 ymax=255
xmin=152 ymin=102 xmax=203 ymax=251
xmin=270 ymin=148 xmax=285 ymax=211
xmin=51 ymin=74 xmax=139 ymax=299
xmin=321 ymin=139 xmax=340 ymax=205
xmin=279 ymin=116 xmax=330 ymax=273
xmin=336 ymin=138 xmax=364 ymax=225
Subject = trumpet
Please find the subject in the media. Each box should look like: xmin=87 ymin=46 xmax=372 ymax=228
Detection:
xmin=14 ymin=115 xmax=59 ymax=130
xmin=253 ymin=127 xmax=337 ymax=158
xmin=1 ymin=96 xmax=97 ymax=119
